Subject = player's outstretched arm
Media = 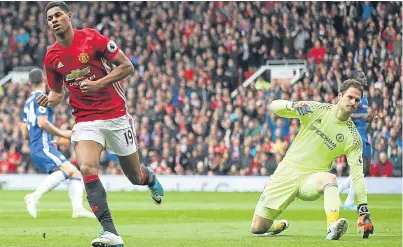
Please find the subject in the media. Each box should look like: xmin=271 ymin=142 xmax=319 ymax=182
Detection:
xmin=37 ymin=116 xmax=71 ymax=139
xmin=269 ymin=100 xmax=312 ymax=118
xmin=80 ymin=50 xmax=134 ymax=94
xmin=346 ymin=143 xmax=374 ymax=238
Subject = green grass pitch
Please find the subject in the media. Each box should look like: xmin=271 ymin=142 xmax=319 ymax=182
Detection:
xmin=0 ymin=191 xmax=401 ymax=246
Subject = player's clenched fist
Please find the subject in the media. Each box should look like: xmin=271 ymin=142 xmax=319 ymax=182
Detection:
xmin=292 ymin=101 xmax=312 ymax=116
xmin=37 ymin=94 xmax=49 ymax=107
xmin=357 ymin=204 xmax=374 ymax=238
xmin=80 ymin=79 xmax=103 ymax=94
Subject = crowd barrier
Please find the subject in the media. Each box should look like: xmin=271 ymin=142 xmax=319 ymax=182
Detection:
xmin=0 ymin=174 xmax=401 ymax=194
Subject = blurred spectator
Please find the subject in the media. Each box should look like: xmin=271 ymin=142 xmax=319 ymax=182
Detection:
xmin=0 ymin=152 xmax=10 ymax=174
xmin=389 ymin=148 xmax=402 ymax=177
xmin=307 ymin=40 xmax=327 ymax=68
xmin=6 ymin=144 xmax=21 ymax=173
xmin=370 ymin=152 xmax=393 ymax=177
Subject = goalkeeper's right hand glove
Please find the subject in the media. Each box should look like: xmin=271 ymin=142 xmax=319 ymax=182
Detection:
xmin=357 ymin=204 xmax=374 ymax=238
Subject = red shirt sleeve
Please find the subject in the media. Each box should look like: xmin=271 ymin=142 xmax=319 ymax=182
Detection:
xmin=44 ymin=57 xmax=63 ymax=91
xmin=92 ymin=29 xmax=119 ymax=60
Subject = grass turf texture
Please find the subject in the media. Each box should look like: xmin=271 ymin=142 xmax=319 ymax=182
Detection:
xmin=0 ymin=191 xmax=401 ymax=247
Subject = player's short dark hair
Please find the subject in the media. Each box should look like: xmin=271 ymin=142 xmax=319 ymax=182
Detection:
xmin=352 ymin=70 xmax=367 ymax=85
xmin=44 ymin=1 xmax=69 ymax=15
xmin=29 ymin=68 xmax=44 ymax=86
xmin=340 ymin=79 xmax=363 ymax=97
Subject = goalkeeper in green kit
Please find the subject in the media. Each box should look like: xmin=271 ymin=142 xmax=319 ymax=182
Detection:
xmin=250 ymin=79 xmax=374 ymax=240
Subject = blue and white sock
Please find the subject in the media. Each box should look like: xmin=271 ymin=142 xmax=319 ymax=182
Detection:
xmin=345 ymin=180 xmax=355 ymax=205
xmin=33 ymin=170 xmax=68 ymax=200
xmin=69 ymin=178 xmax=84 ymax=210
xmin=338 ymin=176 xmax=351 ymax=194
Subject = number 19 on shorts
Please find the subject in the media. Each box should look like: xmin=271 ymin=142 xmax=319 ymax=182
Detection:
xmin=124 ymin=129 xmax=134 ymax=146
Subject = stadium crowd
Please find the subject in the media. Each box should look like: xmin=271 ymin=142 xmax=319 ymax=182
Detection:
xmin=0 ymin=2 xmax=401 ymax=177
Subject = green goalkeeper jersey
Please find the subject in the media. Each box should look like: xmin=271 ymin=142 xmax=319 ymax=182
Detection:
xmin=270 ymin=100 xmax=368 ymax=204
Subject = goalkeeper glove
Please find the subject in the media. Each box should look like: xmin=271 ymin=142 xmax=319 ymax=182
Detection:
xmin=292 ymin=101 xmax=312 ymax=116
xmin=357 ymin=204 xmax=374 ymax=238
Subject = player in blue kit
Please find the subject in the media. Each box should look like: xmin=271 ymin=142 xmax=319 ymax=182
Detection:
xmin=22 ymin=68 xmax=95 ymax=219
xmin=338 ymin=71 xmax=372 ymax=210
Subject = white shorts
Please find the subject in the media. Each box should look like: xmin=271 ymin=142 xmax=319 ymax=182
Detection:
xmin=71 ymin=114 xmax=138 ymax=156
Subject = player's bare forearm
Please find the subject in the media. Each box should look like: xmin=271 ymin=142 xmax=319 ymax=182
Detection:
xmin=80 ymin=51 xmax=134 ymax=94
xmin=97 ymin=64 xmax=133 ymax=88
xmin=37 ymin=116 xmax=71 ymax=139
xmin=98 ymin=50 xmax=134 ymax=88
xmin=48 ymin=90 xmax=64 ymax=106
xmin=38 ymin=117 xmax=63 ymax=137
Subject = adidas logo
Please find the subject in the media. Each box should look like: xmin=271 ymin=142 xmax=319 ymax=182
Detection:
xmin=57 ymin=62 xmax=64 ymax=68
xmin=316 ymin=119 xmax=322 ymax=124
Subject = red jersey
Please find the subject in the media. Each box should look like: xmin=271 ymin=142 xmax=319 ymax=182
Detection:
xmin=44 ymin=28 xmax=127 ymax=123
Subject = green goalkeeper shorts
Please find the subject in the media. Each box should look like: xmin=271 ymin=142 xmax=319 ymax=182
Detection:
xmin=254 ymin=163 xmax=324 ymax=221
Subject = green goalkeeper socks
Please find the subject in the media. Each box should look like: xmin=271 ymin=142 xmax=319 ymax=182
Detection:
xmin=324 ymin=184 xmax=341 ymax=228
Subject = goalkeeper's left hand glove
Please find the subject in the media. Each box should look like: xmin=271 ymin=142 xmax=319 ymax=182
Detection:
xmin=292 ymin=101 xmax=312 ymax=116
xmin=357 ymin=204 xmax=374 ymax=238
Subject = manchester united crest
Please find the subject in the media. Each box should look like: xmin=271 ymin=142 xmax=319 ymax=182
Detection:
xmin=78 ymin=53 xmax=89 ymax=64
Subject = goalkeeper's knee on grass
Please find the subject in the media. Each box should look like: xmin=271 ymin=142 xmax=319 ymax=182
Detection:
xmin=251 ymin=220 xmax=288 ymax=236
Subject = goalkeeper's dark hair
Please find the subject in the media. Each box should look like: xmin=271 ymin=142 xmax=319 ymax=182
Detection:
xmin=29 ymin=68 xmax=44 ymax=86
xmin=340 ymin=79 xmax=363 ymax=98
xmin=44 ymin=1 xmax=69 ymax=15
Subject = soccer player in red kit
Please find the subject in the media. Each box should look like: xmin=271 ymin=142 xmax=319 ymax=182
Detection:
xmin=38 ymin=2 xmax=164 ymax=246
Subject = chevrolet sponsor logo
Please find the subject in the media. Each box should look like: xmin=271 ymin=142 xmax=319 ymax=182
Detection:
xmin=65 ymin=66 xmax=91 ymax=81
